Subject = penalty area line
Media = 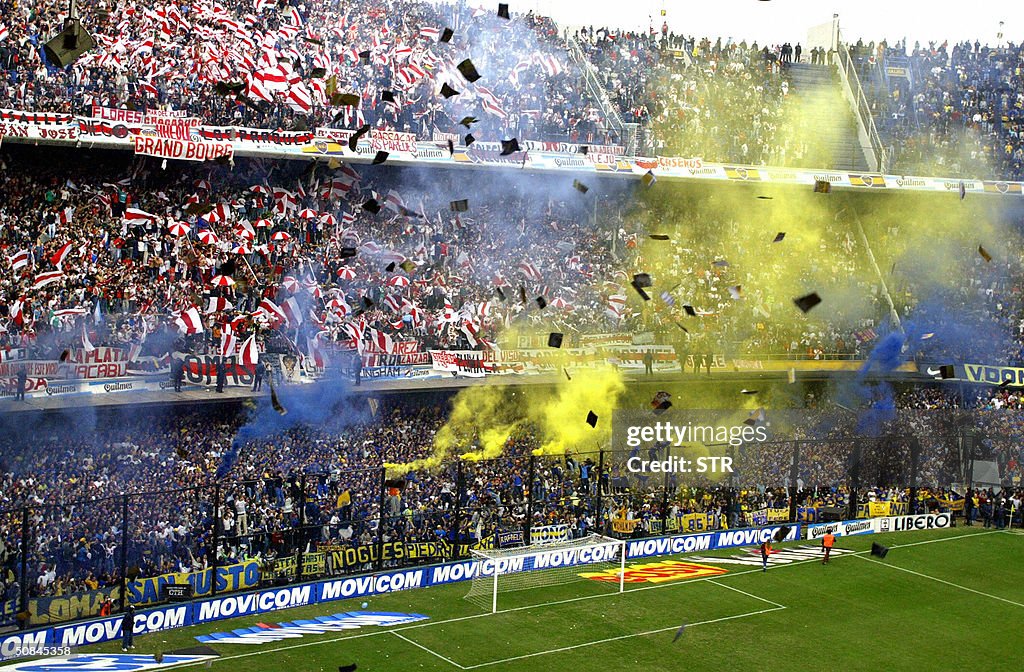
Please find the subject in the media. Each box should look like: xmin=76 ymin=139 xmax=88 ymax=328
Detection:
xmin=457 ymin=606 xmax=786 ymax=670
xmin=854 ymin=555 xmax=1024 ymax=608
xmin=393 ymin=631 xmax=468 ymax=669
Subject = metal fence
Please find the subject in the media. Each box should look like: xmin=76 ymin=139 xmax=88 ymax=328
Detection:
xmin=1 ymin=416 xmax=1017 ymax=632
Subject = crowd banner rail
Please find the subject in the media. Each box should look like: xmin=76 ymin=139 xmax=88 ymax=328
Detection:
xmin=1 ymin=524 xmax=800 ymax=660
xmin=0 ymin=109 xmax=1021 ymax=196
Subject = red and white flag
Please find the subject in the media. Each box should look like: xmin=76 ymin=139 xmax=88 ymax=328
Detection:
xmin=124 ymin=208 xmax=156 ymax=222
xmin=58 ymin=206 xmax=74 ymax=226
xmin=206 ymin=296 xmax=234 ymax=313
xmin=255 ymin=298 xmax=287 ymax=327
xmin=50 ymin=242 xmax=73 ymax=269
xmin=384 ymin=190 xmax=407 ymax=213
xmin=518 ymin=261 xmax=542 ymax=282
xmin=9 ymin=299 xmax=24 ymax=326
xmin=281 ymin=296 xmax=304 ymax=326
xmin=8 ymin=249 xmax=30 ymax=271
xmin=307 ymin=331 xmax=328 ymax=368
xmin=175 ymin=306 xmax=204 ymax=334
xmin=239 ymin=333 xmax=259 ymax=367
xmin=32 ymin=271 xmax=64 ymax=290
xmin=220 ymin=323 xmax=238 ymax=357
xmin=369 ymin=327 xmax=394 ymax=354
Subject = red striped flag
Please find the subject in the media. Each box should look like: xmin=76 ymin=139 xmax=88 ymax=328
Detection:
xmin=8 ymin=249 xmax=29 ymax=271
xmin=32 ymin=271 xmax=64 ymax=290
xmin=124 ymin=208 xmax=156 ymax=222
xmin=239 ymin=334 xmax=259 ymax=367
xmin=220 ymin=323 xmax=238 ymax=357
xmin=206 ymin=296 xmax=234 ymax=313
xmin=174 ymin=306 xmax=204 ymax=334
xmin=50 ymin=242 xmax=73 ymax=268
xmin=281 ymin=296 xmax=304 ymax=326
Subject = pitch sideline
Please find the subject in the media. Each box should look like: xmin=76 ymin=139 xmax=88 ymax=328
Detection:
xmin=153 ymin=527 xmax=1005 ymax=670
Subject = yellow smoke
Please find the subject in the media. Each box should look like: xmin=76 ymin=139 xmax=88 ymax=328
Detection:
xmin=386 ymin=363 xmax=626 ymax=472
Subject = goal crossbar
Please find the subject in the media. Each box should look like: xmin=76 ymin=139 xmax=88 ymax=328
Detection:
xmin=465 ymin=534 xmax=627 ymax=613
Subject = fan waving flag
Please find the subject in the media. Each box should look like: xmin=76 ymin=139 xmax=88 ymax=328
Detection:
xmin=32 ymin=271 xmax=64 ymax=290
xmin=221 ymin=323 xmax=238 ymax=358
xmin=281 ymin=296 xmax=304 ymax=326
xmin=50 ymin=242 xmax=73 ymax=268
xmin=174 ymin=306 xmax=204 ymax=334
xmin=124 ymin=208 xmax=157 ymax=222
xmin=239 ymin=334 xmax=259 ymax=367
xmin=9 ymin=249 xmax=30 ymax=271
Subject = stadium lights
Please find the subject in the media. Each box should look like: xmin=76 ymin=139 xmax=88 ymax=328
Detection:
xmin=43 ymin=0 xmax=96 ymax=68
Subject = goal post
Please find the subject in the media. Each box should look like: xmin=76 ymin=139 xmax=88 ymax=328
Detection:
xmin=464 ymin=534 xmax=627 ymax=613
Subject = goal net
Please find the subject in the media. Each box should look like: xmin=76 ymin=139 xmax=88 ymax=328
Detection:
xmin=464 ymin=534 xmax=627 ymax=613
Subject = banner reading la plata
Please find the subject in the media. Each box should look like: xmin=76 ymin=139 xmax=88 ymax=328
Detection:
xmin=133 ymin=135 xmax=233 ymax=162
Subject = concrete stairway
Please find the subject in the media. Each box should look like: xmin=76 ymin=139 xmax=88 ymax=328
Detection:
xmin=787 ymin=63 xmax=870 ymax=172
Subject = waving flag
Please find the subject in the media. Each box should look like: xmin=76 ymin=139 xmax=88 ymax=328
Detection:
xmin=239 ymin=334 xmax=259 ymax=367
xmin=50 ymin=242 xmax=73 ymax=268
xmin=206 ymin=296 xmax=235 ymax=314
xmin=218 ymin=325 xmax=236 ymax=360
xmin=255 ymin=298 xmax=287 ymax=327
xmin=32 ymin=271 xmax=64 ymax=290
xmin=369 ymin=327 xmax=395 ymax=354
xmin=518 ymin=261 xmax=542 ymax=282
xmin=8 ymin=249 xmax=30 ymax=271
xmin=124 ymin=208 xmax=156 ymax=222
xmin=281 ymin=296 xmax=304 ymax=326
xmin=308 ymin=332 xmax=328 ymax=368
xmin=174 ymin=306 xmax=204 ymax=334
xmin=81 ymin=324 xmax=96 ymax=353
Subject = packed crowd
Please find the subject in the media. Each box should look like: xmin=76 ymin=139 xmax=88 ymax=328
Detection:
xmin=2 ymin=385 xmax=1023 ymax=625
xmin=853 ymin=38 xmax=1024 ymax=179
xmin=1 ymin=144 xmax=912 ymax=378
xmin=0 ymin=144 xmax=636 ymax=368
xmin=574 ymin=27 xmax=821 ymax=163
xmin=0 ymin=0 xmax=616 ymax=145
xmin=3 ymin=0 xmax=1023 ymax=183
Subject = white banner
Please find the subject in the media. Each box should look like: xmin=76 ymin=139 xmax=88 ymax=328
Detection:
xmin=873 ymin=513 xmax=952 ymax=533
xmin=529 ymin=524 xmax=571 ymax=546
xmin=133 ymin=136 xmax=233 ymax=162
xmin=806 ymin=519 xmax=875 ymax=540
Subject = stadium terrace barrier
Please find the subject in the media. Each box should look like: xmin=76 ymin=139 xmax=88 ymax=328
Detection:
xmin=0 ymin=524 xmax=797 ymax=660
xmin=1 ymin=109 xmax=1022 ymax=196
xmin=0 ymin=518 xmax=959 ymax=659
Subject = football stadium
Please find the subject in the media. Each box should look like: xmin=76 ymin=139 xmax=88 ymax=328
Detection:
xmin=0 ymin=0 xmax=1022 ymax=670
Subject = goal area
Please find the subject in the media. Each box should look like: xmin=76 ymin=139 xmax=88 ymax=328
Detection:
xmin=464 ymin=534 xmax=627 ymax=613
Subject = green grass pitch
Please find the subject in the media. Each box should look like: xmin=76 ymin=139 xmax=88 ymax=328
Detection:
xmin=18 ymin=527 xmax=1023 ymax=671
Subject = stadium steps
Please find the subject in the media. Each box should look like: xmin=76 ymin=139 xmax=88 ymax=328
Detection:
xmin=787 ymin=63 xmax=870 ymax=172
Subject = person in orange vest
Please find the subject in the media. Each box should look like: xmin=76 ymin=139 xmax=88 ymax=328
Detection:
xmin=99 ymin=598 xmax=113 ymax=617
xmin=759 ymin=539 xmax=772 ymax=572
xmin=821 ymin=531 xmax=836 ymax=564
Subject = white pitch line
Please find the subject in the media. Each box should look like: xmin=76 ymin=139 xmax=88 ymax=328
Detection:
xmin=708 ymin=579 xmax=787 ymax=609
xmin=393 ymin=632 xmax=467 ymax=670
xmin=855 ymin=555 xmax=1024 ymax=608
xmin=458 ymin=607 xmax=785 ymax=670
xmin=158 ymin=527 xmax=1002 ymax=670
